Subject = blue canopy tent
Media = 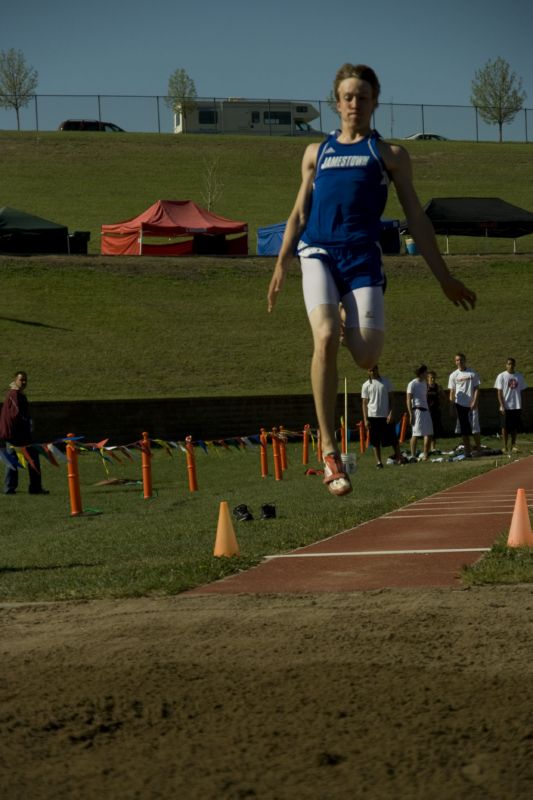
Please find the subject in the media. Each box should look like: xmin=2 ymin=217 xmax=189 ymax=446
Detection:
xmin=257 ymin=219 xmax=401 ymax=255
xmin=256 ymin=222 xmax=287 ymax=256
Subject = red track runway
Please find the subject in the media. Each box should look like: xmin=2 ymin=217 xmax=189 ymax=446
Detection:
xmin=191 ymin=456 xmax=533 ymax=594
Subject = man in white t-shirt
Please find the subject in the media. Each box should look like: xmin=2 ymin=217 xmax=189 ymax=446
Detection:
xmin=494 ymin=357 xmax=527 ymax=451
xmin=406 ymin=365 xmax=433 ymax=461
xmin=361 ymin=365 xmax=404 ymax=468
xmin=448 ymin=352 xmax=481 ymax=456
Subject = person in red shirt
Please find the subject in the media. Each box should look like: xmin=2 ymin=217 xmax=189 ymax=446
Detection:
xmin=0 ymin=371 xmax=48 ymax=495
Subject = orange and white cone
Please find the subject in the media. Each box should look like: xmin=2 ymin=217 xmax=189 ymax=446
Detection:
xmin=213 ymin=501 xmax=240 ymax=557
xmin=507 ymin=488 xmax=533 ymax=548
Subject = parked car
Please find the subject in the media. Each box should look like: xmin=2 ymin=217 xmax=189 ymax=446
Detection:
xmin=58 ymin=120 xmax=125 ymax=132
xmin=403 ymin=132 xmax=448 ymax=141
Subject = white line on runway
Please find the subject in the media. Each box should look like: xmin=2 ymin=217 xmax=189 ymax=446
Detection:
xmin=384 ymin=511 xmax=512 ymax=518
xmin=265 ymin=548 xmax=490 ymax=559
xmin=430 ymin=491 xmax=533 ymax=496
xmin=405 ymin=502 xmax=515 ymax=508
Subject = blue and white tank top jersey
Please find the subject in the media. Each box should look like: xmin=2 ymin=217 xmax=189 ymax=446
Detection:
xmin=301 ymin=130 xmax=389 ymax=248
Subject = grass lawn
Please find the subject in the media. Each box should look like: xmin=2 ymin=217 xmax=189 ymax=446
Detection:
xmin=1 ymin=132 xmax=532 ymax=599
xmin=1 ymin=254 xmax=532 ymax=400
xmin=0 ymin=437 xmax=521 ymax=602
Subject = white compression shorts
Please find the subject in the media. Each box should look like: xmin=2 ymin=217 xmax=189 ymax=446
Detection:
xmin=300 ymin=255 xmax=385 ymax=331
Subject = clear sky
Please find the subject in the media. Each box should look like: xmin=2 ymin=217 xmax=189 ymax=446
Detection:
xmin=2 ymin=0 xmax=532 ymax=135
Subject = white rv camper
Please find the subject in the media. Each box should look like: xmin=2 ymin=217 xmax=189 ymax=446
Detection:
xmin=173 ymin=98 xmax=321 ymax=135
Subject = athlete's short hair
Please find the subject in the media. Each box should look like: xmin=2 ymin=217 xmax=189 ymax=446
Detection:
xmin=333 ymin=64 xmax=381 ymax=102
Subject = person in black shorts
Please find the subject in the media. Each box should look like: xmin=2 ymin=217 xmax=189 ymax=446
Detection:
xmin=427 ymin=370 xmax=445 ymax=452
xmin=494 ymin=358 xmax=527 ymax=452
xmin=448 ymin=353 xmax=481 ymax=456
xmin=361 ymin=365 xmax=405 ymax=468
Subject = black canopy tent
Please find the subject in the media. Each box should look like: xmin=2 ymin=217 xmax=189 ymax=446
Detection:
xmin=0 ymin=206 xmax=70 ymax=254
xmin=401 ymin=197 xmax=533 ymax=253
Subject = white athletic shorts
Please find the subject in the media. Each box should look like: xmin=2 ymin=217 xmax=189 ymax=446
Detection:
xmin=300 ymin=255 xmax=385 ymax=331
xmin=411 ymin=408 xmax=434 ymax=437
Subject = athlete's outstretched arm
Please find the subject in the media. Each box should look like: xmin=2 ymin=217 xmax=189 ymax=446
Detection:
xmin=267 ymin=143 xmax=319 ymax=313
xmin=383 ymin=143 xmax=477 ymax=311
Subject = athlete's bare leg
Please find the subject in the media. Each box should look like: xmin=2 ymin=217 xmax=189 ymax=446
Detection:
xmin=342 ymin=326 xmax=385 ymax=370
xmin=308 ymin=303 xmax=342 ymax=455
xmin=308 ymin=306 xmax=385 ymax=455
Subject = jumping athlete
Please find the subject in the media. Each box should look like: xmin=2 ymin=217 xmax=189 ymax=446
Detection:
xmin=267 ymin=63 xmax=476 ymax=496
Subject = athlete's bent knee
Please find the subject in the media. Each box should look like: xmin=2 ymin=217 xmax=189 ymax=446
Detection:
xmin=344 ymin=328 xmax=384 ymax=369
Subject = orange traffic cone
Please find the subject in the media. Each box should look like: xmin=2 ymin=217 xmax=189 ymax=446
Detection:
xmin=213 ymin=501 xmax=240 ymax=557
xmin=507 ymin=488 xmax=533 ymax=548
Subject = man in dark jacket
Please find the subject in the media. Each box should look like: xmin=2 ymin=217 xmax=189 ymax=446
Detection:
xmin=0 ymin=371 xmax=48 ymax=495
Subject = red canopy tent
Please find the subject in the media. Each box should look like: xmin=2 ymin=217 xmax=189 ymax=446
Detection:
xmin=101 ymin=200 xmax=248 ymax=256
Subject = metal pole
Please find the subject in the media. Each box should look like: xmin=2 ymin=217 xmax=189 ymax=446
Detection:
xmin=475 ymin=107 xmax=479 ymax=142
xmin=156 ymin=96 xmax=161 ymax=133
xmin=525 ymin=108 xmax=528 ymax=143
xmin=97 ymin=95 xmax=101 ymax=122
xmin=421 ymin=104 xmax=425 ymax=135
xmin=34 ymin=94 xmax=39 ymax=132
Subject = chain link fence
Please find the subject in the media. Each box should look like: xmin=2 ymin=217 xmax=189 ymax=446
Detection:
xmin=1 ymin=94 xmax=532 ymax=142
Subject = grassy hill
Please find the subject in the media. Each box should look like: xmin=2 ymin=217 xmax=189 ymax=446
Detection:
xmin=0 ymin=131 xmax=532 ymax=400
xmin=0 ymin=253 xmax=531 ymax=400
xmin=1 ymin=131 xmax=532 ymax=253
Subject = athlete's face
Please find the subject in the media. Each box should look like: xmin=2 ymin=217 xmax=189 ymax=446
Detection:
xmin=336 ymin=78 xmax=377 ymax=129
xmin=506 ymin=360 xmax=516 ymax=373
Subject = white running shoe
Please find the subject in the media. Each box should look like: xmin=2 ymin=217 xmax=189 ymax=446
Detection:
xmin=323 ymin=452 xmax=352 ymax=496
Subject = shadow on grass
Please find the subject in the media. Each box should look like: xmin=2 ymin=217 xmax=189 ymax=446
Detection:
xmin=0 ymin=315 xmax=71 ymax=331
xmin=0 ymin=562 xmax=102 ymax=574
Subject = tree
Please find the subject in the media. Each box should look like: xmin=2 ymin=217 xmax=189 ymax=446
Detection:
xmin=165 ymin=68 xmax=197 ymax=132
xmin=200 ymin=155 xmax=223 ymax=211
xmin=470 ymin=57 xmax=526 ymax=142
xmin=326 ymin=89 xmax=339 ymax=116
xmin=0 ymin=49 xmax=38 ymax=131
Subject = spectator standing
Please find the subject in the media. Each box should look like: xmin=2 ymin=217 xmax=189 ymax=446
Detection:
xmin=427 ymin=370 xmax=445 ymax=452
xmin=448 ymin=353 xmax=481 ymax=456
xmin=0 ymin=371 xmax=48 ymax=495
xmin=494 ymin=358 xmax=527 ymax=452
xmin=361 ymin=365 xmax=405 ymax=468
xmin=406 ymin=365 xmax=433 ymax=461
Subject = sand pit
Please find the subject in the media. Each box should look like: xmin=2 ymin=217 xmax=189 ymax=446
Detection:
xmin=2 ymin=586 xmax=533 ymax=799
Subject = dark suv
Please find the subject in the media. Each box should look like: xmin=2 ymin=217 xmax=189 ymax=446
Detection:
xmin=58 ymin=120 xmax=125 ymax=132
